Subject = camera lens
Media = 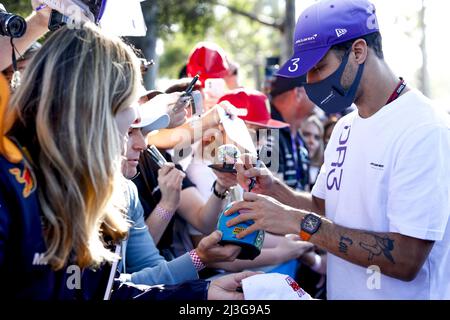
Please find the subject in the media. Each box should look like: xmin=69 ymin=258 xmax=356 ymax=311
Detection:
xmin=5 ymin=15 xmax=27 ymax=38
xmin=0 ymin=9 xmax=27 ymax=38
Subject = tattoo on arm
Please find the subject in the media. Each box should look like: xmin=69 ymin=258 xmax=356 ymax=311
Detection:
xmin=359 ymin=233 xmax=395 ymax=264
xmin=339 ymin=235 xmax=353 ymax=254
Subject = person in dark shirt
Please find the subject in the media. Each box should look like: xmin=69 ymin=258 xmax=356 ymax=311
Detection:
xmin=133 ymin=147 xmax=237 ymax=260
xmin=133 ymin=150 xmax=196 ymax=256
xmin=268 ymin=74 xmax=315 ymax=191
xmin=268 ymin=75 xmax=327 ymax=298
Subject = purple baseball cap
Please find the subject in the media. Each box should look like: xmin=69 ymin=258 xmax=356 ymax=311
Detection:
xmin=278 ymin=0 xmax=380 ymax=78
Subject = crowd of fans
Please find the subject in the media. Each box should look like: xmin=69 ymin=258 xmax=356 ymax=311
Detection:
xmin=1 ymin=0 xmax=449 ymax=301
xmin=0 ymin=1 xmax=333 ymax=300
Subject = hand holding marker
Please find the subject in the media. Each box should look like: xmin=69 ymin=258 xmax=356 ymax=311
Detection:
xmin=173 ymin=74 xmax=200 ymax=112
xmin=248 ymin=151 xmax=260 ymax=192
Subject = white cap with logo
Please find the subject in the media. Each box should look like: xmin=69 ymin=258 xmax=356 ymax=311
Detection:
xmin=131 ymin=104 xmax=170 ymax=135
xmin=242 ymin=273 xmax=313 ymax=300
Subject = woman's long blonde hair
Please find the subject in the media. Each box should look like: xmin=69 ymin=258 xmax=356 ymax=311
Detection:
xmin=4 ymin=24 xmax=141 ymax=270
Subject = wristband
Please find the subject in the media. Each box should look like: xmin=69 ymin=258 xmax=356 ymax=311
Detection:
xmin=212 ymin=180 xmax=229 ymax=199
xmin=155 ymin=205 xmax=174 ymax=222
xmin=189 ymin=249 xmax=206 ymax=271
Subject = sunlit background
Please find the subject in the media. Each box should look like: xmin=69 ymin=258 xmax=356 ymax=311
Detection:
xmin=297 ymin=0 xmax=450 ymax=110
xmin=2 ymin=0 xmax=449 ymax=112
xmin=156 ymin=0 xmax=449 ymax=112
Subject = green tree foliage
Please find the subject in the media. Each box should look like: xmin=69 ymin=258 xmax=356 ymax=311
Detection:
xmin=157 ymin=32 xmax=202 ymax=80
xmin=159 ymin=0 xmax=284 ymax=89
xmin=2 ymin=0 xmax=216 ymax=33
xmin=155 ymin=0 xmax=215 ymax=38
xmin=3 ymin=0 xmax=285 ymax=89
xmin=1 ymin=0 xmax=32 ymax=17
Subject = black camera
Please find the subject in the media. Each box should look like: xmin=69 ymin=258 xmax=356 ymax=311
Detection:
xmin=0 ymin=4 xmax=27 ymax=38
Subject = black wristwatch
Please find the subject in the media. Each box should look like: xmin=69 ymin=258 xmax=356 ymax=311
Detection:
xmin=300 ymin=213 xmax=322 ymax=241
xmin=212 ymin=180 xmax=229 ymax=199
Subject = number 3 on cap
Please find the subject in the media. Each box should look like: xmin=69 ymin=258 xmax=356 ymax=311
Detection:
xmin=288 ymin=58 xmax=300 ymax=73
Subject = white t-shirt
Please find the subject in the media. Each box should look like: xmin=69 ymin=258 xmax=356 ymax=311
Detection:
xmin=312 ymin=90 xmax=450 ymax=299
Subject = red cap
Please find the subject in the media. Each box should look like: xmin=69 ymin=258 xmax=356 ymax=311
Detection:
xmin=218 ymin=89 xmax=290 ymax=129
xmin=187 ymin=42 xmax=230 ymax=87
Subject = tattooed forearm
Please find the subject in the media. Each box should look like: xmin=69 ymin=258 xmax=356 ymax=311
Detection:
xmin=339 ymin=235 xmax=353 ymax=254
xmin=359 ymin=233 xmax=395 ymax=264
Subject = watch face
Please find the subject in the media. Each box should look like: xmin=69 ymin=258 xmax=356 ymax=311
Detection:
xmin=301 ymin=214 xmax=321 ymax=233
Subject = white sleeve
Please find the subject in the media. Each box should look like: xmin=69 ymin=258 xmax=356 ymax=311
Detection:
xmin=387 ymin=124 xmax=450 ymax=241
xmin=311 ymin=163 xmax=326 ymax=200
xmin=311 ymin=121 xmax=342 ymax=200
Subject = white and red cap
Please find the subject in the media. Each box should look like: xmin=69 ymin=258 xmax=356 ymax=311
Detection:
xmin=218 ymin=88 xmax=289 ymax=129
xmin=186 ymin=42 xmax=231 ymax=87
xmin=131 ymin=87 xmax=170 ymax=135
xmin=242 ymin=273 xmax=313 ymax=300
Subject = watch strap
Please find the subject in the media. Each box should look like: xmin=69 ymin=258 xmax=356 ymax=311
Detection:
xmin=300 ymin=213 xmax=322 ymax=241
xmin=300 ymin=230 xmax=312 ymax=241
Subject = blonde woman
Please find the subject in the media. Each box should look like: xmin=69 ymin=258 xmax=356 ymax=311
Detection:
xmin=0 ymin=24 xmax=252 ymax=300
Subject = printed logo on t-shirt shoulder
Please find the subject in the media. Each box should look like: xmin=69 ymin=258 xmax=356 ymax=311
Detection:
xmin=327 ymin=125 xmax=351 ymax=191
xmin=9 ymin=165 xmax=36 ymax=198
xmin=369 ymin=162 xmax=385 ymax=171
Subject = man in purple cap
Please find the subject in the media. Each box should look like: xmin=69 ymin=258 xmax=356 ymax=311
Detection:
xmin=225 ymin=0 xmax=450 ymax=299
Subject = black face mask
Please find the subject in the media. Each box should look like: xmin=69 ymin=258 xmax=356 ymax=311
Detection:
xmin=304 ymin=50 xmax=364 ymax=114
